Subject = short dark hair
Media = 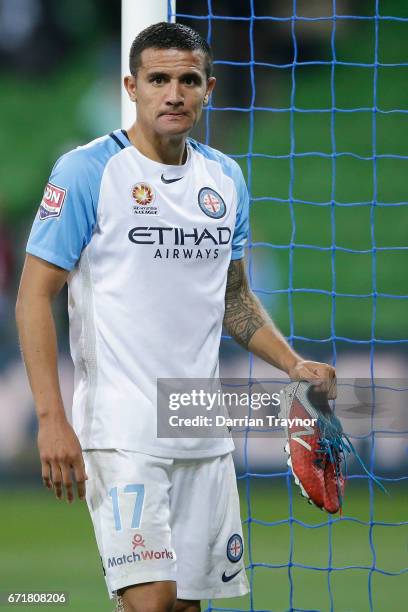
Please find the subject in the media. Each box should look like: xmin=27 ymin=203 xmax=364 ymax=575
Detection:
xmin=129 ymin=22 xmax=213 ymax=79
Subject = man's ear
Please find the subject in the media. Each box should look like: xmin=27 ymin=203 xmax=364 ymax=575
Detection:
xmin=124 ymin=75 xmax=137 ymax=102
xmin=206 ymin=76 xmax=216 ymax=101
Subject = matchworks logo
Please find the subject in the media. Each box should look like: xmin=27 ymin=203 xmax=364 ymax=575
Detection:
xmin=107 ymin=548 xmax=174 ymax=568
xmin=132 ymin=534 xmax=145 ymax=549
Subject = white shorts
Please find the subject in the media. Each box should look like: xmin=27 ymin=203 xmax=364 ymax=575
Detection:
xmin=83 ymin=450 xmax=249 ymax=601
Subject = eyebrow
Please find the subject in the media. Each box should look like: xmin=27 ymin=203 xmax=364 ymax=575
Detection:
xmin=146 ymin=70 xmax=203 ymax=82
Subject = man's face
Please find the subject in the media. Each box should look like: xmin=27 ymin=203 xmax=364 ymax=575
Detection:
xmin=126 ymin=47 xmax=216 ymax=137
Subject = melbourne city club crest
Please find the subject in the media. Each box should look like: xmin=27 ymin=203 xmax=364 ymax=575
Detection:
xmin=198 ymin=187 xmax=226 ymax=219
xmin=131 ymin=182 xmax=159 ymax=215
xmin=226 ymin=533 xmax=243 ymax=563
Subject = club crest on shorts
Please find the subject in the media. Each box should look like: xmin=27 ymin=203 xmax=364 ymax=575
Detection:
xmin=226 ymin=533 xmax=243 ymax=563
xmin=39 ymin=182 xmax=67 ymax=220
xmin=131 ymin=182 xmax=159 ymax=215
xmin=198 ymin=187 xmax=226 ymax=219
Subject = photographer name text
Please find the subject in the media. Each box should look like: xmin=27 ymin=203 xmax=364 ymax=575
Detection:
xmin=168 ymin=415 xmax=317 ymax=428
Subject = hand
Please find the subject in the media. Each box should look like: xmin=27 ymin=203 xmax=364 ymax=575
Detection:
xmin=37 ymin=414 xmax=88 ymax=503
xmin=288 ymin=359 xmax=337 ymax=399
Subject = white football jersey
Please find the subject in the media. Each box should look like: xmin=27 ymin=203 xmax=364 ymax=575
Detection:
xmin=26 ymin=129 xmax=249 ymax=458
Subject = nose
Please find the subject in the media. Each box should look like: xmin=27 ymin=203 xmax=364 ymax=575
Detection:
xmin=165 ymin=79 xmax=184 ymax=106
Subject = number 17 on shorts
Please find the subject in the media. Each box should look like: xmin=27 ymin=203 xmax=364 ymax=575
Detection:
xmin=109 ymin=484 xmax=145 ymax=531
xmin=103 ymin=482 xmax=176 ymax=574
xmin=84 ymin=450 xmax=178 ymax=594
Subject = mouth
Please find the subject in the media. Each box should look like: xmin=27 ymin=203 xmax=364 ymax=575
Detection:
xmin=159 ymin=112 xmax=188 ymax=118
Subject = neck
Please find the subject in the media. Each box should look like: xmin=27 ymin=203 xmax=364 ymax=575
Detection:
xmin=126 ymin=122 xmax=187 ymax=165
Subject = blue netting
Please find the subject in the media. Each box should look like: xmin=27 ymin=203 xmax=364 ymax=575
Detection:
xmin=169 ymin=1 xmax=407 ymax=611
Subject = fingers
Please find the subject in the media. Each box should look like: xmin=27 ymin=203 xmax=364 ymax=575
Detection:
xmin=292 ymin=361 xmax=337 ymax=400
xmin=60 ymin=463 xmax=74 ymax=503
xmin=42 ymin=455 xmax=88 ymax=503
xmin=295 ymin=365 xmax=321 ymax=383
xmin=49 ymin=460 xmax=63 ymax=500
xmin=326 ymin=373 xmax=337 ymax=400
xmin=316 ymin=367 xmax=337 ymax=400
xmin=313 ymin=371 xmax=337 ymax=400
xmin=41 ymin=460 xmax=52 ymax=489
xmin=72 ymin=457 xmax=88 ymax=501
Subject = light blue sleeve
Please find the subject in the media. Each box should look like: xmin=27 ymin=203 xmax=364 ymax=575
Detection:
xmin=231 ymin=165 xmax=249 ymax=260
xmin=26 ymin=149 xmax=99 ymax=271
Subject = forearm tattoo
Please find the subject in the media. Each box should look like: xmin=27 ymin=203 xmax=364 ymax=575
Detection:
xmin=223 ymin=259 xmax=269 ymax=349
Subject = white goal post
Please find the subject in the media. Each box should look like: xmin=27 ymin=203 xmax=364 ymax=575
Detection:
xmin=121 ymin=0 xmax=176 ymax=127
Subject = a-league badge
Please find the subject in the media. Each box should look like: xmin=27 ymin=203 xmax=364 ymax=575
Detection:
xmin=39 ymin=182 xmax=67 ymax=220
xmin=226 ymin=533 xmax=243 ymax=563
xmin=198 ymin=187 xmax=226 ymax=219
xmin=131 ymin=182 xmax=159 ymax=215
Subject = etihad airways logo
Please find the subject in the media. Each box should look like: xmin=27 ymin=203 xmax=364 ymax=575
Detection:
xmin=107 ymin=548 xmax=174 ymax=569
xmin=128 ymin=226 xmax=232 ymax=260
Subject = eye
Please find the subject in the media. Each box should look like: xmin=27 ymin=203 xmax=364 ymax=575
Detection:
xmin=183 ymin=75 xmax=200 ymax=86
xmin=150 ymin=76 xmax=164 ymax=85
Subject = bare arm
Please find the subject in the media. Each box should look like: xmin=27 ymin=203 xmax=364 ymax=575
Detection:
xmin=16 ymin=254 xmax=87 ymax=501
xmin=223 ymin=259 xmax=336 ymax=396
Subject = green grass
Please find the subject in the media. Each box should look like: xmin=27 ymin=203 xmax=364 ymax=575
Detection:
xmin=1 ymin=480 xmax=406 ymax=612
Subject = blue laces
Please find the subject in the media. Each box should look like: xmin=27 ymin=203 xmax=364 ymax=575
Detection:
xmin=314 ymin=409 xmax=387 ymax=509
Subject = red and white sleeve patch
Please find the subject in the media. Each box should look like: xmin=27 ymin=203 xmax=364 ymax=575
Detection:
xmin=39 ymin=182 xmax=67 ymax=220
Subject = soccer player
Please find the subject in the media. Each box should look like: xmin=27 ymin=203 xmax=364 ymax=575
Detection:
xmin=16 ymin=22 xmax=335 ymax=612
